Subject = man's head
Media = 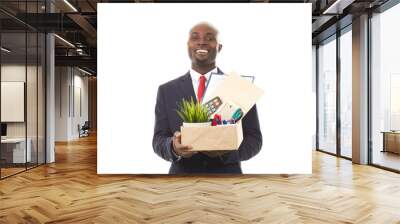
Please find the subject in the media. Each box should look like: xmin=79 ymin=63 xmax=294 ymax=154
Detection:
xmin=187 ymin=22 xmax=222 ymax=71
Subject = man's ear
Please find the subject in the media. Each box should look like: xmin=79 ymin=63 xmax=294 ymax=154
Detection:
xmin=218 ymin=44 xmax=223 ymax=52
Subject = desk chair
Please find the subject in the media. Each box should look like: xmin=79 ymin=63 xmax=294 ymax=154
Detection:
xmin=79 ymin=121 xmax=90 ymax=138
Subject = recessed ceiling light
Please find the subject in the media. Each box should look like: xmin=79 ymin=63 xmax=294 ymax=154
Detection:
xmin=63 ymin=0 xmax=78 ymax=12
xmin=54 ymin=34 xmax=75 ymax=48
xmin=323 ymin=0 xmax=355 ymax=15
xmin=1 ymin=47 xmax=11 ymax=53
xmin=78 ymin=67 xmax=93 ymax=76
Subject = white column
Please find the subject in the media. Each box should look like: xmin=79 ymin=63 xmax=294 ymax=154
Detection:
xmin=312 ymin=45 xmax=317 ymax=150
xmin=46 ymin=33 xmax=55 ymax=163
xmin=352 ymin=14 xmax=369 ymax=164
xmin=46 ymin=1 xmax=55 ymax=163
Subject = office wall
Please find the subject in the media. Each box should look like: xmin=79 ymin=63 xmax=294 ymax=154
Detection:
xmin=55 ymin=66 xmax=70 ymax=141
xmin=1 ymin=65 xmax=42 ymax=139
xmin=72 ymin=71 xmax=89 ymax=138
xmin=55 ymin=67 xmax=89 ymax=141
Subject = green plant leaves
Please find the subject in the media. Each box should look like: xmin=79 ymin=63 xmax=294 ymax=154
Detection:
xmin=176 ymin=97 xmax=210 ymax=123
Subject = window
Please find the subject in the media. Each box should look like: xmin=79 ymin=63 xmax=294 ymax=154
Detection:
xmin=339 ymin=28 xmax=352 ymax=158
xmin=371 ymin=2 xmax=400 ymax=171
xmin=318 ymin=36 xmax=337 ymax=154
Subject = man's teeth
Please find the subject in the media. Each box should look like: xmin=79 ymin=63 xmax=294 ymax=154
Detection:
xmin=196 ymin=49 xmax=208 ymax=54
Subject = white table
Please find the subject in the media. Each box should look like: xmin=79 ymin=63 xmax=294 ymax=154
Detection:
xmin=1 ymin=138 xmax=32 ymax=163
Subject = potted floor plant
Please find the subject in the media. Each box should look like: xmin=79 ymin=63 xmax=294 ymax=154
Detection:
xmin=177 ymin=97 xmax=211 ymax=127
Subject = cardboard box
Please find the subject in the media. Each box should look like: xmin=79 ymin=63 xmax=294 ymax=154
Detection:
xmin=181 ymin=73 xmax=264 ymax=151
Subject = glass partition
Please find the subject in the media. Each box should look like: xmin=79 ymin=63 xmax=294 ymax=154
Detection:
xmin=317 ymin=35 xmax=337 ymax=155
xmin=1 ymin=31 xmax=28 ymax=177
xmin=38 ymin=32 xmax=45 ymax=165
xmin=0 ymin=1 xmax=46 ymax=179
xmin=339 ymin=28 xmax=352 ymax=158
xmin=371 ymin=3 xmax=400 ymax=171
xmin=27 ymin=30 xmax=38 ymax=169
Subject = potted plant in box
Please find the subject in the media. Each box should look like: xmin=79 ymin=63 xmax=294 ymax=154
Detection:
xmin=176 ymin=97 xmax=211 ymax=127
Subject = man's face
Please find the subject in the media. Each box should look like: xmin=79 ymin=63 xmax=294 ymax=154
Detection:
xmin=187 ymin=24 xmax=222 ymax=67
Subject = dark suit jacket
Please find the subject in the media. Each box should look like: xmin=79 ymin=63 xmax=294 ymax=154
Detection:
xmin=152 ymin=69 xmax=262 ymax=174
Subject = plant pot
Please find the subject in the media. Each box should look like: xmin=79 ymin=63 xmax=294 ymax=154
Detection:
xmin=182 ymin=122 xmax=212 ymax=128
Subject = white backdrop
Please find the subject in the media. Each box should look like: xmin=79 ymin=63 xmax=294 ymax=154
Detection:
xmin=97 ymin=3 xmax=312 ymax=174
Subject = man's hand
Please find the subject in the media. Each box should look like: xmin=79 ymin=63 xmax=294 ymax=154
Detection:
xmin=172 ymin=131 xmax=197 ymax=158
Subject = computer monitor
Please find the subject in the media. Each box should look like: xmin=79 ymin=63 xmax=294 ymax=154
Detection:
xmin=1 ymin=123 xmax=7 ymax=137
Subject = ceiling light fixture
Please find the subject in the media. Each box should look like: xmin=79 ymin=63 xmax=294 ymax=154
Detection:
xmin=1 ymin=47 xmax=11 ymax=53
xmin=54 ymin=34 xmax=75 ymax=48
xmin=322 ymin=0 xmax=355 ymax=15
xmin=63 ymin=0 xmax=78 ymax=12
xmin=76 ymin=48 xmax=85 ymax=55
xmin=78 ymin=67 xmax=93 ymax=76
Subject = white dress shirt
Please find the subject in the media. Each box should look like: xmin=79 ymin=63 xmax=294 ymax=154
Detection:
xmin=189 ymin=67 xmax=219 ymax=103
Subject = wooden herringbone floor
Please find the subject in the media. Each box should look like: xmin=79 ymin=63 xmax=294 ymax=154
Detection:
xmin=1 ymin=134 xmax=400 ymax=224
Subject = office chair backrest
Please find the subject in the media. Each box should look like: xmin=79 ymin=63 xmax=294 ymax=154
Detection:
xmin=82 ymin=121 xmax=90 ymax=129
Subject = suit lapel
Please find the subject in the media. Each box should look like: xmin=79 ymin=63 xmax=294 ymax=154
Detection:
xmin=179 ymin=72 xmax=197 ymax=101
xmin=216 ymin=67 xmax=224 ymax=75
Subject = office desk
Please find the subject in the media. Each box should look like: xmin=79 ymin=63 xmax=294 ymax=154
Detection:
xmin=381 ymin=131 xmax=400 ymax=154
xmin=1 ymin=138 xmax=32 ymax=163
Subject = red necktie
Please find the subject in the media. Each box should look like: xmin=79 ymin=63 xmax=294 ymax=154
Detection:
xmin=197 ymin=75 xmax=206 ymax=103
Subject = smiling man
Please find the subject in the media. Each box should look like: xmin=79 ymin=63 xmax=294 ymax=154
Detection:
xmin=152 ymin=22 xmax=262 ymax=174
